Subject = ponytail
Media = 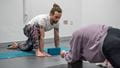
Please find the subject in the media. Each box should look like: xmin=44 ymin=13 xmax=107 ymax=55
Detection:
xmin=50 ymin=3 xmax=62 ymax=15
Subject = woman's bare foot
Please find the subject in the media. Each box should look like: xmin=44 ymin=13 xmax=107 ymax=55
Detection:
xmin=7 ymin=42 xmax=18 ymax=49
xmin=96 ymin=63 xmax=107 ymax=68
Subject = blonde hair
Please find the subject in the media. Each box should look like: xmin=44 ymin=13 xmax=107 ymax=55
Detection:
xmin=50 ymin=3 xmax=62 ymax=15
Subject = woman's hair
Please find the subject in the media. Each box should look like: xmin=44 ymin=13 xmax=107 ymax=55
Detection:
xmin=50 ymin=3 xmax=62 ymax=15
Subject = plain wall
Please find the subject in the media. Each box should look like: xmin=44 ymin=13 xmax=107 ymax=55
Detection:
xmin=80 ymin=0 xmax=120 ymax=27
xmin=0 ymin=0 xmax=26 ymax=43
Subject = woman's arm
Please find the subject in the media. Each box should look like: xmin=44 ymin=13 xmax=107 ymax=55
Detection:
xmin=39 ymin=25 xmax=45 ymax=52
xmin=54 ymin=28 xmax=60 ymax=48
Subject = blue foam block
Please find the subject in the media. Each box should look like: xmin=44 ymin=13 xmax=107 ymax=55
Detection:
xmin=47 ymin=48 xmax=61 ymax=55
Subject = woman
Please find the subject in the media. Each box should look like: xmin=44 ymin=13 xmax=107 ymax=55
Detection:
xmin=61 ymin=24 xmax=120 ymax=68
xmin=8 ymin=3 xmax=62 ymax=57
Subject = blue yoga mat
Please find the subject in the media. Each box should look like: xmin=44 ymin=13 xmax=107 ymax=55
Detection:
xmin=0 ymin=47 xmax=69 ymax=59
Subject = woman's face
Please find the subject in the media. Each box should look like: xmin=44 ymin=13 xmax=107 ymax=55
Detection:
xmin=50 ymin=11 xmax=62 ymax=24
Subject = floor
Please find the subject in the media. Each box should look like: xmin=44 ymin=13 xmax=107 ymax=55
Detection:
xmin=0 ymin=41 xmax=102 ymax=68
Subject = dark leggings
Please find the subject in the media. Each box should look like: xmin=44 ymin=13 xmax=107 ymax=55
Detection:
xmin=18 ymin=23 xmax=40 ymax=51
xmin=102 ymin=27 xmax=120 ymax=68
xmin=68 ymin=60 xmax=83 ymax=68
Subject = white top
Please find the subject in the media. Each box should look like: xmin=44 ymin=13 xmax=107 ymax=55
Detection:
xmin=26 ymin=14 xmax=59 ymax=31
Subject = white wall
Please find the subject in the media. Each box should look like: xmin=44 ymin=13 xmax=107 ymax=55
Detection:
xmin=80 ymin=0 xmax=120 ymax=28
xmin=0 ymin=0 xmax=26 ymax=43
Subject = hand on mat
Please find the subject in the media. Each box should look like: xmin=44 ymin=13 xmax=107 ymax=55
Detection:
xmin=60 ymin=50 xmax=66 ymax=58
xmin=43 ymin=52 xmax=51 ymax=57
xmin=36 ymin=51 xmax=51 ymax=57
xmin=36 ymin=51 xmax=46 ymax=57
xmin=7 ymin=42 xmax=18 ymax=49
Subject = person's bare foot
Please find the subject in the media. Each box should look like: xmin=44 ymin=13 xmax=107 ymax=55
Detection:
xmin=7 ymin=42 xmax=18 ymax=49
xmin=96 ymin=63 xmax=107 ymax=68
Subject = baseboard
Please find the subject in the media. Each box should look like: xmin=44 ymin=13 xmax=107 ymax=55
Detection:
xmin=0 ymin=36 xmax=72 ymax=46
xmin=44 ymin=36 xmax=72 ymax=43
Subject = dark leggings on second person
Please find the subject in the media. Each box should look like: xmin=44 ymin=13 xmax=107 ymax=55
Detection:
xmin=103 ymin=27 xmax=120 ymax=68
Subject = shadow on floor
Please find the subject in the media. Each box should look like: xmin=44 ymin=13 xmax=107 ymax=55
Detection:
xmin=48 ymin=64 xmax=67 ymax=68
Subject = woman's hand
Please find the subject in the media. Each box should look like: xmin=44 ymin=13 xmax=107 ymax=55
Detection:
xmin=60 ymin=50 xmax=66 ymax=58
